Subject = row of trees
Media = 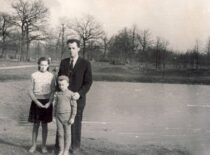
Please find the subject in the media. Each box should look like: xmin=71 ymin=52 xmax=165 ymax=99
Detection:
xmin=0 ymin=0 xmax=105 ymax=61
xmin=0 ymin=0 xmax=49 ymax=61
xmin=1 ymin=0 xmax=210 ymax=70
xmin=107 ymin=27 xmax=210 ymax=70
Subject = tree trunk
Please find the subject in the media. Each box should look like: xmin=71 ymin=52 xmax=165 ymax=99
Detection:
xmin=20 ymin=24 xmax=25 ymax=61
xmin=61 ymin=24 xmax=65 ymax=59
xmin=103 ymin=39 xmax=107 ymax=58
xmin=1 ymin=38 xmax=5 ymax=59
xmin=15 ymin=48 xmax=18 ymax=59
xmin=26 ymin=23 xmax=30 ymax=61
xmin=26 ymin=41 xmax=30 ymax=61
xmin=20 ymin=38 xmax=24 ymax=61
xmin=83 ymin=39 xmax=86 ymax=58
xmin=155 ymin=50 xmax=158 ymax=69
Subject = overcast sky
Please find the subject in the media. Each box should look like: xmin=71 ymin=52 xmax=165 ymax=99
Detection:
xmin=1 ymin=0 xmax=210 ymax=52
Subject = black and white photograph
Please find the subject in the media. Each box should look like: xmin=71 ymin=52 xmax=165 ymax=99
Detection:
xmin=0 ymin=0 xmax=210 ymax=154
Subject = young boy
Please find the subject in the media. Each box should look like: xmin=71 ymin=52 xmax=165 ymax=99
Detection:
xmin=53 ymin=75 xmax=77 ymax=155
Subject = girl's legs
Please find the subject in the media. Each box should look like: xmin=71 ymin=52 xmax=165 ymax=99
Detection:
xmin=29 ymin=122 xmax=40 ymax=152
xmin=41 ymin=122 xmax=48 ymax=153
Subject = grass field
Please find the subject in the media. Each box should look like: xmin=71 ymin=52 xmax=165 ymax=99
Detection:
xmin=0 ymin=61 xmax=198 ymax=154
xmin=0 ymin=80 xmax=192 ymax=155
xmin=0 ymin=61 xmax=210 ymax=85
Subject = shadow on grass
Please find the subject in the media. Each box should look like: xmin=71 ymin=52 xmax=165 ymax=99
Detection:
xmin=0 ymin=137 xmax=28 ymax=150
xmin=0 ymin=75 xmax=29 ymax=81
xmin=0 ymin=137 xmax=56 ymax=154
xmin=81 ymin=138 xmax=192 ymax=155
xmin=0 ymin=135 xmax=192 ymax=155
xmin=138 ymin=144 xmax=191 ymax=155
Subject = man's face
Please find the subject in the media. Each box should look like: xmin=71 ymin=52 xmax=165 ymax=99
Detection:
xmin=68 ymin=42 xmax=80 ymax=58
xmin=58 ymin=80 xmax=69 ymax=92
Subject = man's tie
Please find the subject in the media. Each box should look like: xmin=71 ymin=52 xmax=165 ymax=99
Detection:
xmin=68 ymin=59 xmax=74 ymax=78
xmin=70 ymin=59 xmax=73 ymax=70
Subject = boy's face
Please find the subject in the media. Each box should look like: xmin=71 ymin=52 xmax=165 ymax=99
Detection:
xmin=58 ymin=80 xmax=69 ymax=91
xmin=39 ymin=61 xmax=49 ymax=72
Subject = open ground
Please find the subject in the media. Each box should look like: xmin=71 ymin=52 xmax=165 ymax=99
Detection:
xmin=0 ymin=61 xmax=210 ymax=155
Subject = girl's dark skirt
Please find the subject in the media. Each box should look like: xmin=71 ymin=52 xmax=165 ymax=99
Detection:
xmin=28 ymin=99 xmax=53 ymax=123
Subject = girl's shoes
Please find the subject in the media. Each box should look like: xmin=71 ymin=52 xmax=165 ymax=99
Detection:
xmin=29 ymin=146 xmax=48 ymax=154
xmin=29 ymin=145 xmax=36 ymax=153
xmin=41 ymin=146 xmax=48 ymax=154
xmin=63 ymin=150 xmax=69 ymax=155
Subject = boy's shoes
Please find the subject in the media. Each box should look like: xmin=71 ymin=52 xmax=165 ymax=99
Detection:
xmin=63 ymin=150 xmax=69 ymax=155
xmin=28 ymin=146 xmax=36 ymax=153
xmin=57 ymin=150 xmax=64 ymax=155
xmin=41 ymin=146 xmax=48 ymax=154
xmin=70 ymin=148 xmax=81 ymax=154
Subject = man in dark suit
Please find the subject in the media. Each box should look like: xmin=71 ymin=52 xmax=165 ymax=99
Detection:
xmin=57 ymin=39 xmax=92 ymax=154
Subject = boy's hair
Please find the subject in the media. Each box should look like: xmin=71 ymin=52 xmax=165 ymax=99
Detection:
xmin=66 ymin=39 xmax=80 ymax=48
xmin=58 ymin=75 xmax=69 ymax=83
xmin=37 ymin=57 xmax=50 ymax=71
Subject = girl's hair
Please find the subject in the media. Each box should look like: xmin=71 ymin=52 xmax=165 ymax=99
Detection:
xmin=37 ymin=57 xmax=50 ymax=71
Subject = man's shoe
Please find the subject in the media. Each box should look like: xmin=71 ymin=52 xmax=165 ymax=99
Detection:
xmin=71 ymin=148 xmax=81 ymax=154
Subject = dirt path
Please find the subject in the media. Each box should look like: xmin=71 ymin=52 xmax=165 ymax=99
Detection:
xmin=0 ymin=64 xmax=58 ymax=70
xmin=0 ymin=65 xmax=37 ymax=70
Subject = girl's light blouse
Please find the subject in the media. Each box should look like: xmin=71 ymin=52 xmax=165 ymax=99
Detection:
xmin=31 ymin=71 xmax=55 ymax=99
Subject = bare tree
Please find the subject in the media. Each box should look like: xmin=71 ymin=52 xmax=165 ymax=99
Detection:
xmin=108 ymin=27 xmax=133 ymax=64
xmin=155 ymin=37 xmax=161 ymax=69
xmin=12 ymin=0 xmax=49 ymax=61
xmin=55 ymin=21 xmax=70 ymax=60
xmin=131 ymin=25 xmax=137 ymax=54
xmin=154 ymin=37 xmax=169 ymax=70
xmin=193 ymin=39 xmax=200 ymax=69
xmin=137 ymin=29 xmax=153 ymax=62
xmin=161 ymin=39 xmax=169 ymax=70
xmin=102 ymin=35 xmax=109 ymax=59
xmin=42 ymin=28 xmax=60 ymax=60
xmin=0 ymin=12 xmax=13 ymax=58
xmin=69 ymin=15 xmax=104 ymax=58
xmin=60 ymin=24 xmax=65 ymax=59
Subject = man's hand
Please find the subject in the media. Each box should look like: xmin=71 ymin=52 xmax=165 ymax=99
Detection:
xmin=53 ymin=117 xmax=56 ymax=123
xmin=68 ymin=118 xmax=75 ymax=125
xmin=72 ymin=92 xmax=80 ymax=100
